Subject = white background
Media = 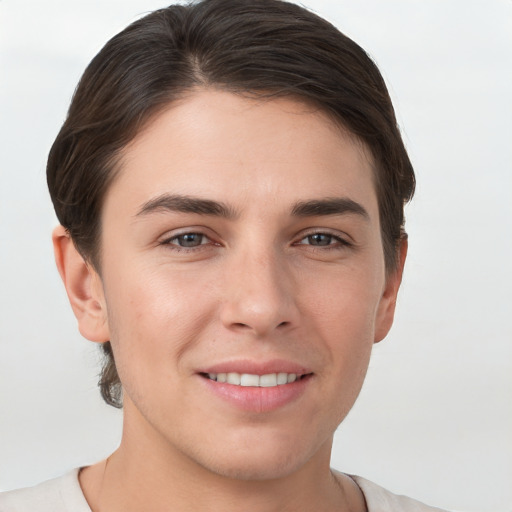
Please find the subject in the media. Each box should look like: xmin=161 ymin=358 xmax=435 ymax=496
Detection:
xmin=0 ymin=1 xmax=511 ymax=510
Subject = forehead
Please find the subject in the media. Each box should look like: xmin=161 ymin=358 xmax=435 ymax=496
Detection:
xmin=107 ymin=89 xmax=378 ymax=218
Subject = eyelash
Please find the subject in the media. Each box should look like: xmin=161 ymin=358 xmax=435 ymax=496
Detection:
xmin=160 ymin=230 xmax=351 ymax=252
xmin=160 ymin=232 xmax=216 ymax=252
xmin=294 ymin=231 xmax=352 ymax=251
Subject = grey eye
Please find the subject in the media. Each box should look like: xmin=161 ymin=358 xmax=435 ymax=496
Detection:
xmin=173 ymin=233 xmax=205 ymax=247
xmin=306 ymin=233 xmax=333 ymax=246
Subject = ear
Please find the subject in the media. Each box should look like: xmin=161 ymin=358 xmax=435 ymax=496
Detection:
xmin=52 ymin=225 xmax=110 ymax=343
xmin=374 ymin=238 xmax=408 ymax=343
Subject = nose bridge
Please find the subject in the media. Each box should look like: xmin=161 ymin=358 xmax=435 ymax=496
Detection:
xmin=220 ymin=240 xmax=297 ymax=336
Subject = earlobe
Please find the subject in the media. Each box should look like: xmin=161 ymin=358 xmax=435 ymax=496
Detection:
xmin=52 ymin=225 xmax=110 ymax=343
xmin=374 ymin=238 xmax=408 ymax=343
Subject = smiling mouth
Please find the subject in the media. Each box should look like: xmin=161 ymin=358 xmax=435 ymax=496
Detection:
xmin=201 ymin=372 xmax=311 ymax=387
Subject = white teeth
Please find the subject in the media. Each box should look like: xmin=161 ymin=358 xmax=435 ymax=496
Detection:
xmin=206 ymin=372 xmax=300 ymax=387
xmin=277 ymin=372 xmax=288 ymax=385
xmin=240 ymin=374 xmax=260 ymax=387
xmin=227 ymin=372 xmax=241 ymax=385
xmin=260 ymin=373 xmax=277 ymax=387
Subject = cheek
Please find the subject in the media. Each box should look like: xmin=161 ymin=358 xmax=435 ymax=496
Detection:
xmin=102 ymin=263 xmax=217 ymax=384
xmin=300 ymin=265 xmax=382 ymax=385
xmin=303 ymin=262 xmax=383 ymax=335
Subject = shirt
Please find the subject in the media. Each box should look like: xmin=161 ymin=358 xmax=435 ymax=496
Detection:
xmin=0 ymin=469 xmax=449 ymax=511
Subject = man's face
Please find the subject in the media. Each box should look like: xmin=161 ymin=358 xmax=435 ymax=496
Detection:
xmin=92 ymin=90 xmax=401 ymax=479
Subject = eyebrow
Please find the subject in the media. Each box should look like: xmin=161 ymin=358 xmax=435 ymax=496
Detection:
xmin=136 ymin=194 xmax=239 ymax=219
xmin=136 ymin=194 xmax=369 ymax=221
xmin=291 ymin=197 xmax=369 ymax=220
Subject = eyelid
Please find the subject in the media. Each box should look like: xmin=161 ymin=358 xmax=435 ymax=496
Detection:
xmin=294 ymin=228 xmax=353 ymax=246
xmin=159 ymin=227 xmax=219 ymax=248
xmin=170 ymin=233 xmax=209 ymax=246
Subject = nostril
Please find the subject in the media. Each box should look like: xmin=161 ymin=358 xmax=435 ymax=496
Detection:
xmin=233 ymin=322 xmax=251 ymax=329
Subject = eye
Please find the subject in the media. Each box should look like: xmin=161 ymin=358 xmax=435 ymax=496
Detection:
xmin=164 ymin=232 xmax=210 ymax=248
xmin=301 ymin=233 xmax=334 ymax=246
xmin=297 ymin=232 xmax=348 ymax=247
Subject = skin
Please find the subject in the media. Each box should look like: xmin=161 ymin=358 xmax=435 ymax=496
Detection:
xmin=54 ymin=90 xmax=406 ymax=511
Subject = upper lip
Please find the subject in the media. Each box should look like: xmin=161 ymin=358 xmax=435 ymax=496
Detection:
xmin=199 ymin=359 xmax=312 ymax=376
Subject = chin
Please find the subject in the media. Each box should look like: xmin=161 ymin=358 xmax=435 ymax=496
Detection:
xmin=190 ymin=428 xmax=327 ymax=482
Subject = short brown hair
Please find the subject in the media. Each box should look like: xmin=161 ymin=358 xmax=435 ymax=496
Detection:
xmin=47 ymin=0 xmax=415 ymax=408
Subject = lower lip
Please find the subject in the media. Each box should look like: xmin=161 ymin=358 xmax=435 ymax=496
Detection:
xmin=199 ymin=375 xmax=312 ymax=413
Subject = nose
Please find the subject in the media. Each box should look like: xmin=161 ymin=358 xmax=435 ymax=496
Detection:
xmin=219 ymin=247 xmax=300 ymax=338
